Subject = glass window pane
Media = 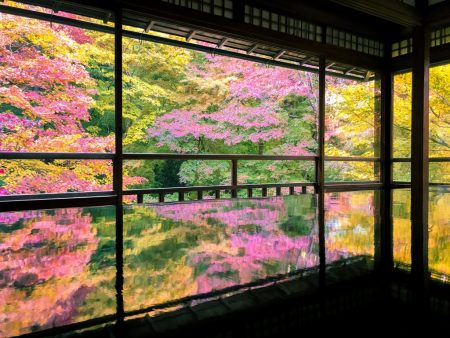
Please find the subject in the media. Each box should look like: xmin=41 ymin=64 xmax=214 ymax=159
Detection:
xmin=325 ymin=190 xmax=377 ymax=263
xmin=122 ymin=38 xmax=318 ymax=156
xmin=430 ymin=65 xmax=450 ymax=158
xmin=430 ymin=162 xmax=450 ymax=183
xmin=393 ymin=187 xmax=450 ymax=277
xmin=393 ymin=72 xmax=412 ymax=158
xmin=123 ymin=195 xmax=318 ymax=312
xmin=325 ymin=161 xmax=380 ymax=182
xmin=0 ymin=160 xmax=113 ymax=195
xmin=0 ymin=10 xmax=114 ymax=153
xmin=0 ymin=206 xmax=116 ymax=336
xmin=429 ymin=187 xmax=450 ymax=280
xmin=123 ymin=159 xmax=230 ymax=189
xmin=393 ymin=162 xmax=411 ymax=182
xmin=393 ymin=189 xmax=411 ymax=267
xmin=325 ymin=75 xmax=380 ymax=158
xmin=237 ymin=160 xmax=315 ymax=184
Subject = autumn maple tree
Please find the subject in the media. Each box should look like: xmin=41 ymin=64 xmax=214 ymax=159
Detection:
xmin=0 ymin=11 xmax=144 ymax=194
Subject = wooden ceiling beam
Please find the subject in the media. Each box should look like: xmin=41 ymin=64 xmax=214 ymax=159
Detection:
xmin=244 ymin=0 xmax=402 ymax=40
xmin=144 ymin=20 xmax=154 ymax=33
xmin=426 ymin=0 xmax=450 ymax=28
xmin=328 ymin=0 xmax=421 ymax=27
xmin=122 ymin=0 xmax=385 ymax=71
xmin=274 ymin=50 xmax=286 ymax=60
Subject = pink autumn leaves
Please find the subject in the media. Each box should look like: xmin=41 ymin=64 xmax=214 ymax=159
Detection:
xmin=0 ymin=33 xmax=103 ymax=152
xmin=147 ymin=55 xmax=316 ymax=155
xmin=148 ymin=105 xmax=285 ymax=152
xmin=0 ymin=46 xmax=94 ymax=129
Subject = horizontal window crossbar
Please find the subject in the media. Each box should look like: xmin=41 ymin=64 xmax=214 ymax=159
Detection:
xmin=392 ymin=157 xmax=450 ymax=162
xmin=390 ymin=182 xmax=450 ymax=189
xmin=0 ymin=153 xmax=388 ymax=162
xmin=125 ymin=185 xmax=232 ymax=195
xmin=0 ymin=191 xmax=115 ymax=201
xmin=325 ymin=156 xmax=381 ymax=162
xmin=0 ymin=153 xmax=385 ymax=162
xmin=239 ymin=182 xmax=314 ymax=189
xmin=392 ymin=182 xmax=450 ymax=186
xmin=392 ymin=158 xmax=412 ymax=162
xmin=0 ymin=195 xmax=117 ymax=212
xmin=430 ymin=182 xmax=450 ymax=186
xmin=430 ymin=157 xmax=450 ymax=162
xmin=123 ymin=153 xmax=317 ymax=161
xmin=324 ymin=182 xmax=383 ymax=192
xmin=0 ymin=152 xmax=115 ymax=160
xmin=0 ymin=152 xmax=412 ymax=162
xmin=390 ymin=182 xmax=411 ymax=188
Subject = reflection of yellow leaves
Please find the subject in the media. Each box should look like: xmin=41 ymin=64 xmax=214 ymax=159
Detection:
xmin=326 ymin=192 xmax=375 ymax=257
xmin=429 ymin=193 xmax=450 ymax=274
xmin=124 ymin=257 xmax=196 ymax=310
xmin=393 ymin=218 xmax=411 ymax=264
xmin=0 ymin=274 xmax=91 ymax=337
xmin=393 ymin=191 xmax=450 ymax=275
xmin=191 ymin=241 xmax=239 ymax=257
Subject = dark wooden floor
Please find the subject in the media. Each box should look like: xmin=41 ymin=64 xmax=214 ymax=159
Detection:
xmin=59 ymin=258 xmax=450 ymax=338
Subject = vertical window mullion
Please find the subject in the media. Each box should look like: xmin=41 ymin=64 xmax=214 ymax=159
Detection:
xmin=114 ymin=5 xmax=125 ymax=326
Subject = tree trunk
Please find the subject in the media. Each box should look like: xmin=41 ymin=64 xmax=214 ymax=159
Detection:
xmin=258 ymin=141 xmax=264 ymax=155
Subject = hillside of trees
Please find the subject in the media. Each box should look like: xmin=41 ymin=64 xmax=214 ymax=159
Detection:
xmin=3 ymin=9 xmax=449 ymax=196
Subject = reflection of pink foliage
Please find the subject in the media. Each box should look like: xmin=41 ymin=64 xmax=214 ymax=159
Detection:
xmin=0 ymin=283 xmax=93 ymax=337
xmin=153 ymin=197 xmax=319 ymax=294
xmin=0 ymin=208 xmax=99 ymax=335
xmin=191 ymin=232 xmax=318 ymax=294
xmin=0 ymin=209 xmax=98 ymax=285
xmin=0 ymin=211 xmax=26 ymax=225
xmin=150 ymin=194 xmax=375 ymax=296
xmin=230 ymin=233 xmax=311 ymax=261
xmin=153 ymin=197 xmax=285 ymax=231
xmin=325 ymin=192 xmax=374 ymax=217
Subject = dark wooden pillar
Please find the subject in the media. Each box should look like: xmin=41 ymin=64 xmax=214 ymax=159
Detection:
xmin=377 ymin=66 xmax=394 ymax=276
xmin=411 ymin=21 xmax=430 ymax=310
xmin=318 ymin=56 xmax=326 ymax=284
xmin=114 ymin=5 xmax=125 ymax=324
xmin=231 ymin=159 xmax=238 ymax=198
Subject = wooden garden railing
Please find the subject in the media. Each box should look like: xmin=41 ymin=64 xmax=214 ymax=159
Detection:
xmin=0 ymin=152 xmax=391 ymax=209
xmin=11 ymin=152 xmax=450 ymax=209
xmin=122 ymin=153 xmax=382 ymax=203
xmin=123 ymin=153 xmax=317 ymax=203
